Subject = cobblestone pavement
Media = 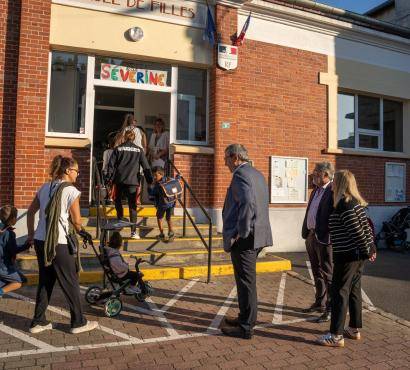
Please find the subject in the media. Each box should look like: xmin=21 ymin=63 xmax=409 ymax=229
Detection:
xmin=0 ymin=272 xmax=409 ymax=370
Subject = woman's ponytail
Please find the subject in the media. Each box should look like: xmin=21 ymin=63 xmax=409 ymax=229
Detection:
xmin=49 ymin=155 xmax=77 ymax=180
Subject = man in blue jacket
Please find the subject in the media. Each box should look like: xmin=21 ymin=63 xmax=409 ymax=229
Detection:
xmin=221 ymin=144 xmax=273 ymax=339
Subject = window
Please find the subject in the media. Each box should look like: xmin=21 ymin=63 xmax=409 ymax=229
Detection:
xmin=48 ymin=51 xmax=87 ymax=134
xmin=177 ymin=67 xmax=207 ymax=143
xmin=338 ymin=92 xmax=403 ymax=152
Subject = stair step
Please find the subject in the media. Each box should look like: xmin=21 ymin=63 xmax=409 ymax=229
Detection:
xmin=81 ymin=215 xmax=197 ymax=228
xmin=19 ymin=254 xmax=291 ymax=283
xmin=89 ymin=206 xmax=157 ymax=218
xmin=83 ymin=225 xmax=218 ymax=238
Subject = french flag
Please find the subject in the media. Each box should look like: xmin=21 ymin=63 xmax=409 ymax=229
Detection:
xmin=234 ymin=13 xmax=251 ymax=46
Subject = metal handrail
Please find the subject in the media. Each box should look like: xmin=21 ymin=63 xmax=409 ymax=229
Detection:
xmin=166 ymin=159 xmax=213 ymax=283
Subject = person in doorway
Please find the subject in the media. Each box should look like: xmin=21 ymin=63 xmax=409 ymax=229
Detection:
xmin=114 ymin=113 xmax=146 ymax=151
xmin=301 ymin=162 xmax=334 ymax=323
xmin=148 ymin=166 xmax=177 ymax=242
xmin=0 ymin=205 xmax=30 ymax=296
xmin=147 ymin=118 xmax=169 ymax=169
xmin=221 ymin=144 xmax=273 ymax=339
xmin=317 ymin=170 xmax=376 ymax=347
xmin=106 ymin=129 xmax=153 ymax=239
xmin=26 ymin=155 xmax=97 ymax=334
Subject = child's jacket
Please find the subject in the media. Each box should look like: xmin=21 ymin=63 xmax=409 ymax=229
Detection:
xmin=104 ymin=246 xmax=129 ymax=278
xmin=0 ymin=223 xmax=29 ymax=275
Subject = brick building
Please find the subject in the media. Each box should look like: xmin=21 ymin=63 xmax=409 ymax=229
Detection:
xmin=1 ymin=0 xmax=410 ymax=251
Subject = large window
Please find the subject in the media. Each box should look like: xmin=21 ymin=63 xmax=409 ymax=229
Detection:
xmin=48 ymin=52 xmax=87 ymax=134
xmin=338 ymin=92 xmax=403 ymax=152
xmin=177 ymin=67 xmax=207 ymax=143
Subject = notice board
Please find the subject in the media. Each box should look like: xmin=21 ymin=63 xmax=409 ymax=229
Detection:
xmin=270 ymin=156 xmax=308 ymax=203
xmin=385 ymin=162 xmax=406 ymax=202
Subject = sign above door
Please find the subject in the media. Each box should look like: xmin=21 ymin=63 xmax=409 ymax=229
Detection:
xmin=100 ymin=63 xmax=168 ymax=87
xmin=53 ymin=0 xmax=208 ymax=28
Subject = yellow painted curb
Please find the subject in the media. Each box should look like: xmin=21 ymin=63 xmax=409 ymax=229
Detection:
xmin=22 ymin=258 xmax=291 ymax=285
xmin=91 ymin=236 xmax=222 ymax=243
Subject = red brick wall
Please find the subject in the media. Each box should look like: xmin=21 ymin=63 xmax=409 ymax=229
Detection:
xmin=44 ymin=148 xmax=91 ymax=207
xmin=172 ymin=153 xmax=213 ymax=207
xmin=210 ymin=5 xmax=410 ymax=208
xmin=13 ymin=0 xmax=51 ymax=208
xmin=0 ymin=0 xmax=21 ymax=205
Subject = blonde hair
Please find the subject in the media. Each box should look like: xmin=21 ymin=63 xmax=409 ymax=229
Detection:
xmin=333 ymin=170 xmax=368 ymax=207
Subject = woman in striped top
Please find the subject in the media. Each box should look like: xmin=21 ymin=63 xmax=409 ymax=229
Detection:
xmin=317 ymin=170 xmax=376 ymax=347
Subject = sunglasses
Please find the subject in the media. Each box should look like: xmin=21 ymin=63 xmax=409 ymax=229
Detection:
xmin=70 ymin=168 xmax=80 ymax=175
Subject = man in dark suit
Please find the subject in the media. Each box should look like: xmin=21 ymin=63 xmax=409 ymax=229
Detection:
xmin=221 ymin=144 xmax=273 ymax=339
xmin=302 ymin=162 xmax=334 ymax=322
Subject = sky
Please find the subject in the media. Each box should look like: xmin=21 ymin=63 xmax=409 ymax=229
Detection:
xmin=317 ymin=0 xmax=388 ymax=14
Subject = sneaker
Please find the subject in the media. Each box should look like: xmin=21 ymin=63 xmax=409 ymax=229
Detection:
xmin=126 ymin=285 xmax=142 ymax=294
xmin=156 ymin=233 xmax=165 ymax=241
xmin=70 ymin=320 xmax=98 ymax=334
xmin=130 ymin=231 xmax=140 ymax=240
xmin=316 ymin=333 xmax=344 ymax=347
xmin=343 ymin=327 xmax=361 ymax=340
xmin=168 ymin=231 xmax=175 ymax=242
xmin=29 ymin=323 xmax=53 ymax=334
xmin=316 ymin=311 xmax=331 ymax=323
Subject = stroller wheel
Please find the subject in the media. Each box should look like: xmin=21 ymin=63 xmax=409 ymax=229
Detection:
xmin=85 ymin=286 xmax=102 ymax=304
xmin=104 ymin=297 xmax=122 ymax=317
xmin=135 ymin=281 xmax=154 ymax=302
xmin=144 ymin=281 xmax=154 ymax=296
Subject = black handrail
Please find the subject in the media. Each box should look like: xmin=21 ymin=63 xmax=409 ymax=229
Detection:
xmin=166 ymin=159 xmax=213 ymax=283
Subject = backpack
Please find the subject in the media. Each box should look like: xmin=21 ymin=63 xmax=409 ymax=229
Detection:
xmin=159 ymin=177 xmax=183 ymax=205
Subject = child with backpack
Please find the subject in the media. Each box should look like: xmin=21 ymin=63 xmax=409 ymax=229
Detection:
xmin=0 ymin=205 xmax=30 ymax=296
xmin=149 ymin=167 xmax=182 ymax=242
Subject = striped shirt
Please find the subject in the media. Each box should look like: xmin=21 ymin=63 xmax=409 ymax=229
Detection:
xmin=329 ymin=198 xmax=373 ymax=263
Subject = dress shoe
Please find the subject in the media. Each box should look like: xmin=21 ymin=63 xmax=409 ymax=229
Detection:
xmin=316 ymin=311 xmax=331 ymax=323
xmin=303 ymin=303 xmax=324 ymax=313
xmin=224 ymin=316 xmax=240 ymax=326
xmin=221 ymin=325 xmax=252 ymax=339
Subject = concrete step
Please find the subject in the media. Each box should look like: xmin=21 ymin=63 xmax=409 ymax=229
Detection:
xmin=88 ymin=205 xmax=157 ymax=218
xmin=83 ymin=224 xmax=218 ymax=238
xmin=19 ymin=253 xmax=292 ymax=284
xmin=81 ymin=215 xmax=198 ymax=228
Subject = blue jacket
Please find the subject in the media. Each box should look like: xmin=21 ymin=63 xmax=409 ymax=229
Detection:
xmin=0 ymin=223 xmax=29 ymax=275
xmin=222 ymin=163 xmax=273 ymax=252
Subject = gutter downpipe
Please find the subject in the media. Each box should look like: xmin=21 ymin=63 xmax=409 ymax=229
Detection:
xmin=261 ymin=0 xmax=410 ymax=39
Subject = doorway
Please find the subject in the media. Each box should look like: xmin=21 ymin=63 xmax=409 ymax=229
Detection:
xmin=91 ymin=86 xmax=171 ymax=205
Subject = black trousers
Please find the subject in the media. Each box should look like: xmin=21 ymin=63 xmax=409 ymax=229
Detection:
xmin=32 ymin=240 xmax=86 ymax=329
xmin=230 ymin=234 xmax=260 ymax=333
xmin=114 ymin=183 xmax=138 ymax=232
xmin=305 ymin=231 xmax=333 ymax=311
xmin=330 ymin=260 xmax=364 ymax=335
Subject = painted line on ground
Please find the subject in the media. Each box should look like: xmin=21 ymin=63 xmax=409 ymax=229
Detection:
xmin=305 ymin=261 xmax=315 ymax=286
xmin=272 ymin=272 xmax=286 ymax=324
xmin=256 ymin=316 xmax=318 ymax=329
xmin=159 ymin=278 xmax=199 ymax=314
xmin=6 ymin=291 xmax=140 ymax=341
xmin=144 ymin=297 xmax=179 ymax=336
xmin=0 ymin=322 xmax=56 ymax=352
xmin=206 ymin=285 xmax=237 ymax=334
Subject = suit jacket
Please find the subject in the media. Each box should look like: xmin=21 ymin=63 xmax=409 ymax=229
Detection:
xmin=301 ymin=184 xmax=333 ymax=245
xmin=222 ymin=163 xmax=273 ymax=252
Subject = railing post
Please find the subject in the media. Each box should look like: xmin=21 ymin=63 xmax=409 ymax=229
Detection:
xmin=182 ymin=182 xmax=187 ymax=237
xmin=207 ymin=222 xmax=212 ymax=283
xmin=96 ymin=186 xmax=100 ymax=239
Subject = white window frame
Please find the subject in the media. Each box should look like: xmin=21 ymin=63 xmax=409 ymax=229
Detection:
xmin=339 ymin=92 xmax=403 ymax=153
xmin=45 ymin=51 xmax=91 ymax=138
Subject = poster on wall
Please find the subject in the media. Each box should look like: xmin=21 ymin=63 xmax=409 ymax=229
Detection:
xmin=270 ymin=156 xmax=308 ymax=204
xmin=385 ymin=162 xmax=406 ymax=202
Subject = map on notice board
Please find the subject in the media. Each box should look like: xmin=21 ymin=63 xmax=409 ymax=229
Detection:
xmin=270 ymin=156 xmax=308 ymax=203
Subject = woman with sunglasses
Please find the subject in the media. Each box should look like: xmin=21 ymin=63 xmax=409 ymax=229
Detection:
xmin=26 ymin=155 xmax=97 ymax=335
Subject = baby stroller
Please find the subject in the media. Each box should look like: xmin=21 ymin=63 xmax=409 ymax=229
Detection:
xmin=82 ymin=220 xmax=154 ymax=317
xmin=376 ymin=206 xmax=410 ymax=252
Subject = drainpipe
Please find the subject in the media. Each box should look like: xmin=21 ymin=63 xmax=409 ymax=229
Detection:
xmin=240 ymin=0 xmax=410 ymax=39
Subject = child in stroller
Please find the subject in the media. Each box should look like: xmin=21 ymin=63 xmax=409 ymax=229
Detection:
xmin=83 ymin=220 xmax=153 ymax=317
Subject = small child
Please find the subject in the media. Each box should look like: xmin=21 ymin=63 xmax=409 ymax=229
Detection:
xmin=149 ymin=167 xmax=177 ymax=242
xmin=0 ymin=205 xmax=30 ymax=297
xmin=104 ymin=232 xmax=142 ymax=294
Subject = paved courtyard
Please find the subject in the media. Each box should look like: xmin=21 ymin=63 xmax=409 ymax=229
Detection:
xmin=0 ymin=271 xmax=409 ymax=369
